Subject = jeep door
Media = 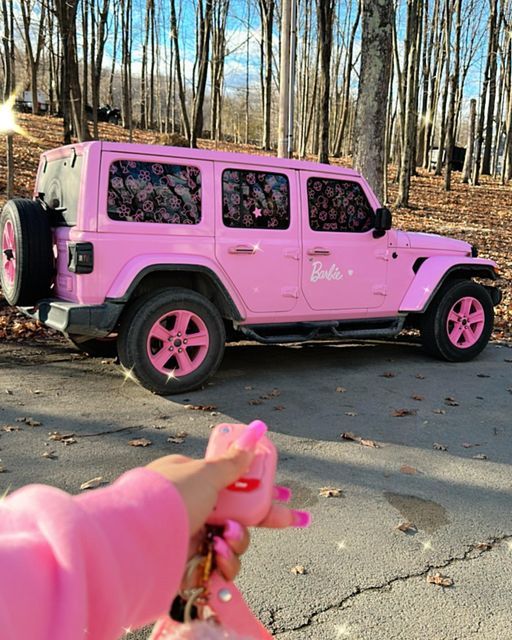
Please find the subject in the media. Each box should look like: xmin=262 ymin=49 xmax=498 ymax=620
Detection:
xmin=214 ymin=164 xmax=300 ymax=313
xmin=300 ymin=172 xmax=389 ymax=311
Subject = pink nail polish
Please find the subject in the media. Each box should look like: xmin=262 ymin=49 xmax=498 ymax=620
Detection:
xmin=224 ymin=519 xmax=244 ymax=542
xmin=273 ymin=486 xmax=293 ymax=503
xmin=235 ymin=420 xmax=267 ymax=451
xmin=292 ymin=510 xmax=311 ymax=528
xmin=213 ymin=536 xmax=232 ymax=560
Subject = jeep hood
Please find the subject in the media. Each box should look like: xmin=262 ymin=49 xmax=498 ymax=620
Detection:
xmin=396 ymin=231 xmax=471 ymax=255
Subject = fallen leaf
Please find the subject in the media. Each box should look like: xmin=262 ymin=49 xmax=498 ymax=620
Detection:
xmin=335 ymin=386 xmax=347 ymax=393
xmin=248 ymin=399 xmax=262 ymax=405
xmin=270 ymin=388 xmax=281 ymax=397
xmin=477 ymin=373 xmax=490 ymax=378
xmin=433 ymin=442 xmax=448 ymax=451
xmin=2 ymin=425 xmax=20 ymax=432
xmin=427 ymin=573 xmax=453 ymax=587
xmin=80 ymin=477 xmax=105 ymax=490
xmin=184 ymin=404 xmax=218 ymax=412
xmin=48 ymin=432 xmax=77 ymax=445
xmin=340 ymin=431 xmax=359 ymax=442
xmin=128 ymin=438 xmax=152 ymax=447
xmin=42 ymin=450 xmax=58 ymax=459
xmin=5 ymin=389 xmax=12 ymax=395
xmin=472 ymin=453 xmax=488 ymax=460
xmin=167 ymin=431 xmax=188 ymax=444
xmin=400 ymin=465 xmax=418 ymax=475
xmin=444 ymin=396 xmax=459 ymax=406
xmin=344 ymin=411 xmax=358 ymax=417
xmin=33 ymin=389 xmax=42 ymax=394
xmin=319 ymin=487 xmax=343 ymax=498
xmin=415 ymin=374 xmax=426 ymax=379
xmin=244 ymin=385 xmax=253 ymax=390
xmin=396 ymin=521 xmax=417 ymax=533
xmin=504 ymin=358 xmax=512 ymax=363
xmin=476 ymin=542 xmax=492 ymax=551
xmin=274 ymin=405 xmax=285 ymax=411
xmin=411 ymin=395 xmax=424 ymax=401
xmin=462 ymin=442 xmax=480 ymax=448
xmin=433 ymin=408 xmax=446 ymax=415
xmin=392 ymin=408 xmax=417 ymax=417
xmin=380 ymin=372 xmax=396 ymax=378
xmin=0 ymin=465 xmax=6 ymax=473
xmin=360 ymin=438 xmax=379 ymax=448
xmin=290 ymin=565 xmax=307 ymax=575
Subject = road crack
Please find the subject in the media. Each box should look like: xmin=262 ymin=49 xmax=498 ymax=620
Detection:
xmin=271 ymin=534 xmax=512 ymax=634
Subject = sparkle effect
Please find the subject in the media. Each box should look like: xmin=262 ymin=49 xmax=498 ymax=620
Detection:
xmin=251 ymin=241 xmax=263 ymax=253
xmin=0 ymin=92 xmax=34 ymax=139
xmin=336 ymin=540 xmax=347 ymax=550
xmin=507 ymin=540 xmax=512 ymax=552
xmin=165 ymin=369 xmax=178 ymax=383
xmin=334 ymin=622 xmax=351 ymax=638
xmin=422 ymin=540 xmax=433 ymax=551
xmin=120 ymin=365 xmax=137 ymax=387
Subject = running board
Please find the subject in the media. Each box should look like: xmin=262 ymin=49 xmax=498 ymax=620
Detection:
xmin=239 ymin=317 xmax=406 ymax=345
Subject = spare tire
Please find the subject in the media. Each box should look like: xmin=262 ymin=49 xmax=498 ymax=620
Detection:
xmin=0 ymin=198 xmax=54 ymax=306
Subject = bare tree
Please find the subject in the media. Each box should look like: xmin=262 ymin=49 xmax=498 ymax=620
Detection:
xmin=1 ymin=0 xmax=14 ymax=197
xmin=19 ymin=0 xmax=46 ymax=115
xmin=258 ymin=0 xmax=275 ymax=149
xmin=353 ymin=0 xmax=394 ymax=203
xmin=462 ymin=97 xmax=477 ymax=183
xmin=316 ymin=0 xmax=335 ymax=163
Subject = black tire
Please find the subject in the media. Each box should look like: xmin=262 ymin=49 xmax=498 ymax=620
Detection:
xmin=0 ymin=199 xmax=53 ymax=306
xmin=69 ymin=335 xmax=118 ymax=358
xmin=118 ymin=288 xmax=226 ymax=394
xmin=420 ymin=280 xmax=494 ymax=362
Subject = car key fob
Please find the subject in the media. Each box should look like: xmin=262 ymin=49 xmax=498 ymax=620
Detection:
xmin=205 ymin=421 xmax=277 ymax=526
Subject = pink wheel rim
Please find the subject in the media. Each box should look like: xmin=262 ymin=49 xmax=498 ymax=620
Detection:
xmin=2 ymin=220 xmax=16 ymax=287
xmin=146 ymin=309 xmax=210 ymax=377
xmin=446 ymin=296 xmax=485 ymax=349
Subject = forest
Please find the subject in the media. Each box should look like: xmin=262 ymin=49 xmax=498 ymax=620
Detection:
xmin=2 ymin=0 xmax=512 ymax=201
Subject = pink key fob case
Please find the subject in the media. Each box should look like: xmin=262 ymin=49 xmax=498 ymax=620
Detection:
xmin=205 ymin=422 xmax=277 ymax=526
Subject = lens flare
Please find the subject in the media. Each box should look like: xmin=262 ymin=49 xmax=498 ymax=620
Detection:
xmin=0 ymin=95 xmax=23 ymax=135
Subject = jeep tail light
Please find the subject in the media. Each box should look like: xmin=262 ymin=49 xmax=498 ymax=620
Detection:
xmin=68 ymin=242 xmax=94 ymax=274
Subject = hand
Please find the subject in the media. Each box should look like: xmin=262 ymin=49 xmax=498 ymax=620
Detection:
xmin=146 ymin=421 xmax=310 ymax=582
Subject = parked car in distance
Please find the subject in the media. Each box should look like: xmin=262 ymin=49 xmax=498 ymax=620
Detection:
xmin=14 ymin=91 xmax=48 ymax=114
xmin=0 ymin=143 xmax=501 ymax=394
xmin=85 ymin=104 xmax=121 ymax=125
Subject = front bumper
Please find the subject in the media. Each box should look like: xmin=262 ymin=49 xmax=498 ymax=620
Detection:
xmin=19 ymin=299 xmax=124 ymax=337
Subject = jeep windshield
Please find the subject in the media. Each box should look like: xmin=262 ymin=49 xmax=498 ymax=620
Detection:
xmin=36 ymin=150 xmax=83 ymax=226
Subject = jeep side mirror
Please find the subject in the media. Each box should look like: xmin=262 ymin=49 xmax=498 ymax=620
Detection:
xmin=373 ymin=207 xmax=392 ymax=238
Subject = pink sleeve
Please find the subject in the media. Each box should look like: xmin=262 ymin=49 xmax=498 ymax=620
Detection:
xmin=0 ymin=468 xmax=189 ymax=640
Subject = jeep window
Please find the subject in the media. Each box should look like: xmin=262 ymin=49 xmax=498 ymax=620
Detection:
xmin=222 ymin=169 xmax=290 ymax=229
xmin=307 ymin=178 xmax=374 ymax=233
xmin=107 ymin=161 xmax=201 ymax=224
xmin=36 ymin=154 xmax=83 ymax=226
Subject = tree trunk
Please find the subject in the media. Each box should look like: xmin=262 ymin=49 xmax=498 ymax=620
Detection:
xmin=396 ymin=0 xmax=421 ymax=207
xmin=444 ymin=0 xmax=461 ymax=191
xmin=353 ymin=0 xmax=394 ymax=203
xmin=462 ymin=98 xmax=476 ymax=184
xmin=258 ymin=0 xmax=275 ymax=150
xmin=482 ymin=0 xmax=499 ymax=175
xmin=1 ymin=0 xmax=14 ymax=198
xmin=317 ymin=0 xmax=335 ymax=164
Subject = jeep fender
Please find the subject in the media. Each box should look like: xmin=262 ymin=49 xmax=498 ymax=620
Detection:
xmin=105 ymin=254 xmax=245 ymax=320
xmin=399 ymin=256 xmax=498 ymax=313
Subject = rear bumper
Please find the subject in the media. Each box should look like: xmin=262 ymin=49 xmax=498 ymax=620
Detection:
xmin=19 ymin=300 xmax=124 ymax=337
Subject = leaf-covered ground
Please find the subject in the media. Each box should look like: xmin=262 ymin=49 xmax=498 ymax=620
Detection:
xmin=0 ymin=113 xmax=510 ymax=342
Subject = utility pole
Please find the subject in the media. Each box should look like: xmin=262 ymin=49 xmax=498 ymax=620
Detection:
xmin=278 ymin=0 xmax=296 ymax=157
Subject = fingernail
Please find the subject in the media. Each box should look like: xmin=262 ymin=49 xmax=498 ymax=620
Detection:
xmin=291 ymin=510 xmax=312 ymax=528
xmin=273 ymin=486 xmax=293 ymax=503
xmin=224 ymin=519 xmax=244 ymax=542
xmin=213 ymin=536 xmax=232 ymax=560
xmin=235 ymin=420 xmax=267 ymax=452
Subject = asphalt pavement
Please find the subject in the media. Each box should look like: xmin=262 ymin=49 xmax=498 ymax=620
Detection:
xmin=0 ymin=336 xmax=511 ymax=640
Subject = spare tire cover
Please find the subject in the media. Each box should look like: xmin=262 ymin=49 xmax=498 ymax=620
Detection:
xmin=0 ymin=198 xmax=54 ymax=306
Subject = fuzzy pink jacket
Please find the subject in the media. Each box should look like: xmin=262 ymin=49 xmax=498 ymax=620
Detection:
xmin=0 ymin=468 xmax=189 ymax=640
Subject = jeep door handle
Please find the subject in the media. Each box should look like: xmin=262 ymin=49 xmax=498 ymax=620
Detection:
xmin=307 ymin=247 xmax=331 ymax=256
xmin=229 ymin=244 xmax=255 ymax=255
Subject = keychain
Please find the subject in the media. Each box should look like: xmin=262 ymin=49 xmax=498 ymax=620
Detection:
xmin=149 ymin=422 xmax=277 ymax=640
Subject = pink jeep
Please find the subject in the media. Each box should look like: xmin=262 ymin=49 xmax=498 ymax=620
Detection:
xmin=0 ymin=142 xmax=501 ymax=394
